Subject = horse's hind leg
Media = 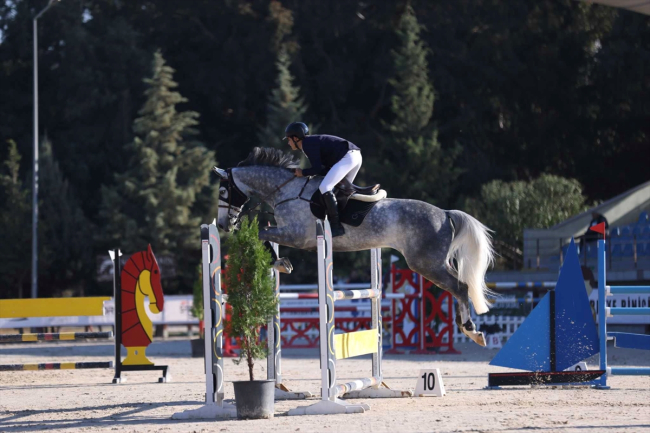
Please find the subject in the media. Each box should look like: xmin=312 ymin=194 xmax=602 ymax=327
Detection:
xmin=405 ymin=258 xmax=487 ymax=347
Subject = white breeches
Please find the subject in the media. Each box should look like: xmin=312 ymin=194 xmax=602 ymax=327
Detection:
xmin=319 ymin=150 xmax=362 ymax=193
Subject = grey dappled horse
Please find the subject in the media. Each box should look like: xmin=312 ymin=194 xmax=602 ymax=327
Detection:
xmin=214 ymin=148 xmax=494 ymax=346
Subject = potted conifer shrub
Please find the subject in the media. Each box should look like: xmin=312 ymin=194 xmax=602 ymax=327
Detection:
xmin=224 ymin=216 xmax=278 ymax=419
xmin=190 ymin=264 xmax=205 ymax=358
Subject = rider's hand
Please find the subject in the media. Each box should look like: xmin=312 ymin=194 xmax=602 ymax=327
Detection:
xmin=294 ymin=169 xmax=303 ymax=177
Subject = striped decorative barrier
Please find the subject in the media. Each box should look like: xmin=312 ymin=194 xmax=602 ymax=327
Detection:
xmin=486 ymin=282 xmax=556 ymax=289
xmin=596 ymin=238 xmax=650 ymax=389
xmin=0 ymin=331 xmax=113 ymax=343
xmin=279 ymin=292 xmax=410 ymax=300
xmin=0 ymin=361 xmax=113 ymax=371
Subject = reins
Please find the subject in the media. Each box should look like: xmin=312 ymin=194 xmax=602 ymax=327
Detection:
xmin=224 ymin=171 xmax=319 ymax=228
xmin=274 ymin=177 xmax=317 ymax=207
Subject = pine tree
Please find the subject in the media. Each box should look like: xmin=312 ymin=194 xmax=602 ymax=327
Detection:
xmin=388 ymin=4 xmax=434 ymax=137
xmin=99 ymin=50 xmax=216 ymax=290
xmin=378 ymin=4 xmax=461 ymax=206
xmin=257 ymin=2 xmax=308 ymax=150
xmin=0 ymin=141 xmax=32 ymax=297
xmin=267 ymin=0 xmax=296 ymax=54
xmin=257 ymin=46 xmax=308 ymax=150
xmin=224 ymin=216 xmax=277 ymax=381
xmin=39 ymin=137 xmax=94 ymax=296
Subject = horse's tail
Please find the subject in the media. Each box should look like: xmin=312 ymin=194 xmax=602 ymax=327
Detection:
xmin=445 ymin=210 xmax=495 ymax=315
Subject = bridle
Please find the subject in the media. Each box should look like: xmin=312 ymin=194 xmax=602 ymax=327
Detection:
xmin=214 ymin=166 xmax=317 ymax=230
xmin=217 ymin=168 xmax=250 ymax=229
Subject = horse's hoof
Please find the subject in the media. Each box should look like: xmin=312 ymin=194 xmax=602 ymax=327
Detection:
xmin=274 ymin=258 xmax=293 ymax=274
xmin=473 ymin=332 xmax=487 ymax=347
xmin=463 ymin=329 xmax=487 ymax=347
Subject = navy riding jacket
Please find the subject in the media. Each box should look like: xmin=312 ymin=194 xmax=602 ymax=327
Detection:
xmin=301 ymin=135 xmax=360 ymax=177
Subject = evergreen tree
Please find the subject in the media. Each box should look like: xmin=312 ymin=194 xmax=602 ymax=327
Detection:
xmin=257 ymin=46 xmax=308 ymax=149
xmin=99 ymin=50 xmax=216 ymax=291
xmin=38 ymin=137 xmax=94 ymax=296
xmin=0 ymin=141 xmax=32 ymax=297
xmin=267 ymin=0 xmax=296 ymax=54
xmin=377 ymin=4 xmax=461 ymax=206
xmin=224 ymin=216 xmax=277 ymax=380
xmin=257 ymin=2 xmax=308 ymax=150
xmin=388 ymin=4 xmax=434 ymax=137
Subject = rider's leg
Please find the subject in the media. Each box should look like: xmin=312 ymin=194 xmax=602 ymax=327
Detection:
xmin=319 ymin=151 xmax=360 ymax=193
xmin=343 ymin=151 xmax=362 ymax=184
xmin=322 ymin=191 xmax=344 ymax=237
xmin=319 ymin=151 xmax=361 ymax=237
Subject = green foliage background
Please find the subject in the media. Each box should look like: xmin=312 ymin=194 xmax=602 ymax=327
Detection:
xmin=0 ymin=0 xmax=648 ymax=296
xmin=464 ymin=175 xmax=592 ymax=246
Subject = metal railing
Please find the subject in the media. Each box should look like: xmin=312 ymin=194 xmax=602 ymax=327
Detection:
xmin=523 ymin=235 xmax=649 ymax=271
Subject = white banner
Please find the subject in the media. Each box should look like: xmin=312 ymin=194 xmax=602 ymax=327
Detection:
xmin=588 ymin=291 xmax=650 ymax=324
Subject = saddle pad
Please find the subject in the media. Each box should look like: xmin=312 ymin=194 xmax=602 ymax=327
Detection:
xmin=310 ymin=190 xmax=380 ymax=227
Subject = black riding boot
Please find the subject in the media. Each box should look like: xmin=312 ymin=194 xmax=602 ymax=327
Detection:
xmin=322 ymin=191 xmax=345 ymax=237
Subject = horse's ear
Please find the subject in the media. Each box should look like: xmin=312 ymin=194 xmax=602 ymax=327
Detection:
xmin=212 ymin=166 xmax=228 ymax=179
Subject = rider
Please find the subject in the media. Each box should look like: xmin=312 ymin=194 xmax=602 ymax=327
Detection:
xmin=283 ymin=122 xmax=361 ymax=237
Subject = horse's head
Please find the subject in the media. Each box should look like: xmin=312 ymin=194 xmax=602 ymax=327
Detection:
xmin=142 ymin=244 xmax=164 ymax=314
xmin=213 ymin=166 xmax=249 ymax=232
xmin=213 ymin=148 xmax=300 ymax=232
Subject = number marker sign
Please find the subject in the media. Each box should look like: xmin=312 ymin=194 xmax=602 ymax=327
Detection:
xmin=414 ymin=369 xmax=445 ymax=397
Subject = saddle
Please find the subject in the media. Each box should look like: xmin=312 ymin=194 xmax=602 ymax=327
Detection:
xmin=310 ymin=178 xmax=387 ymax=227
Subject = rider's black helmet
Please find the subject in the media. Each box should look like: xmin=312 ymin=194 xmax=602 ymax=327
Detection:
xmin=284 ymin=122 xmax=309 ymax=140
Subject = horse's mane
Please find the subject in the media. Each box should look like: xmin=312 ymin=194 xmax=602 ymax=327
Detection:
xmin=237 ymin=147 xmax=300 ymax=170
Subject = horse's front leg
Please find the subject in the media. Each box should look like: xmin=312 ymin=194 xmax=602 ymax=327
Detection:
xmin=259 ymin=225 xmax=307 ymax=248
xmin=262 ymin=241 xmax=293 ymax=274
xmin=260 ymin=227 xmax=303 ymax=274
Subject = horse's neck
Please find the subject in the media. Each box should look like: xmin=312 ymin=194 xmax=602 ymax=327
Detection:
xmin=234 ymin=167 xmax=300 ymax=204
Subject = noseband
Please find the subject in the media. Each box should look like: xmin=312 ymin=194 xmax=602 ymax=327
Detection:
xmin=218 ymin=169 xmax=250 ymax=226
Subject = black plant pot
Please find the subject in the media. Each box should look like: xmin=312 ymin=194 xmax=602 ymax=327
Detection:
xmin=190 ymin=338 xmax=204 ymax=358
xmin=233 ymin=379 xmax=275 ymax=419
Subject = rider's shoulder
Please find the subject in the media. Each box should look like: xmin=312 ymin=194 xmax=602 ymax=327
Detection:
xmin=307 ymin=134 xmax=345 ymax=143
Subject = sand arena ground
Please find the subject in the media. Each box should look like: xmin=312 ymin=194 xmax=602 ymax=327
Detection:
xmin=1 ymin=338 xmax=648 ymax=433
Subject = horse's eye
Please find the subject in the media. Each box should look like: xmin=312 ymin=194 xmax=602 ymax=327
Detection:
xmin=219 ymin=187 xmax=228 ymax=199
